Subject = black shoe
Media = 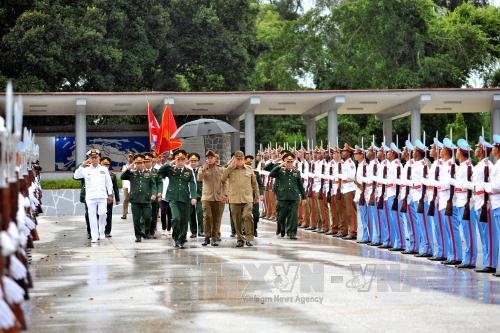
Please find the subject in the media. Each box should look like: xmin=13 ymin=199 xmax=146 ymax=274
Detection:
xmin=236 ymin=240 xmax=244 ymax=248
xmin=402 ymin=250 xmax=418 ymax=254
xmin=254 ymin=230 xmax=258 ymax=237
xmin=388 ymin=247 xmax=404 ymax=251
xmin=334 ymin=233 xmax=347 ymax=238
xmin=378 ymin=244 xmax=391 ymax=249
xmin=370 ymin=242 xmax=382 ymax=246
xmin=174 ymin=242 xmax=180 ymax=248
xmin=198 ymin=233 xmax=204 ymax=237
xmin=87 ymin=234 xmax=91 ymax=240
xmin=179 ymin=243 xmax=185 ymax=249
xmin=121 ymin=216 xmax=127 ymax=220
xmin=290 ymin=235 xmax=297 ymax=240
xmin=202 ymin=238 xmax=209 ymax=246
xmin=230 ymin=233 xmax=236 ymax=238
xmin=475 ymin=267 xmax=496 ymax=273
xmin=326 ymin=231 xmax=334 ymax=235
xmin=342 ymin=236 xmax=356 ymax=240
xmin=105 ymin=234 xmax=112 ymax=238
xmin=144 ymin=234 xmax=151 ymax=240
xmin=280 ymin=230 xmax=285 ymax=237
xmin=211 ymin=240 xmax=219 ymax=246
xmin=135 ymin=237 xmax=141 ymax=243
xmin=428 ymin=256 xmax=447 ymax=261
xmin=457 ymin=264 xmax=475 ymax=269
xmin=415 ymin=253 xmax=433 ymax=257
xmin=245 ymin=241 xmax=253 ymax=247
xmin=442 ymin=260 xmax=461 ymax=266
xmin=305 ymin=227 xmax=315 ymax=231
xmin=493 ymin=272 xmax=500 ymax=277
xmin=190 ymin=234 xmax=197 ymax=239
xmin=317 ymin=230 xmax=326 ymax=234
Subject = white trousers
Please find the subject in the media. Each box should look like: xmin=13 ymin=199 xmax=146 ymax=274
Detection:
xmin=86 ymin=199 xmax=107 ymax=241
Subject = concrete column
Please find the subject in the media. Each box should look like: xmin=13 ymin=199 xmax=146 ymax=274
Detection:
xmin=305 ymin=116 xmax=316 ymax=149
xmin=229 ymin=117 xmax=240 ymax=152
xmin=75 ymin=99 xmax=87 ymax=164
xmin=492 ymin=95 xmax=500 ymax=137
xmin=245 ymin=108 xmax=255 ymax=156
xmin=382 ymin=118 xmax=392 ymax=144
xmin=410 ymin=108 xmax=421 ymax=144
xmin=327 ymin=109 xmax=338 ymax=147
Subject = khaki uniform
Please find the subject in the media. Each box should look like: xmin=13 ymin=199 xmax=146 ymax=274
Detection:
xmin=222 ymin=165 xmax=259 ymax=241
xmin=198 ymin=165 xmax=227 ymax=241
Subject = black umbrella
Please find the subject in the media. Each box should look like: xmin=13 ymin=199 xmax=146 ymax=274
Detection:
xmin=172 ymin=118 xmax=239 ymax=139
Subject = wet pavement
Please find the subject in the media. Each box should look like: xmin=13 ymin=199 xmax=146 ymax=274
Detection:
xmin=27 ymin=212 xmax=500 ymax=333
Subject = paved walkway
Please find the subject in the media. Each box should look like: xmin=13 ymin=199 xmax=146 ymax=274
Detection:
xmin=27 ymin=212 xmax=500 ymax=332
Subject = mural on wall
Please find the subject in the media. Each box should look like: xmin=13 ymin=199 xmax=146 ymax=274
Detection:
xmin=55 ymin=136 xmax=149 ymax=171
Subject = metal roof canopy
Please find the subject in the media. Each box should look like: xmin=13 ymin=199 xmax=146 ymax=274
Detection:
xmin=0 ymin=88 xmax=499 ymax=120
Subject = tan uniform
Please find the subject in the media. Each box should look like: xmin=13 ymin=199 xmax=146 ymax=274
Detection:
xmin=198 ymin=165 xmax=226 ymax=240
xmin=222 ymin=165 xmax=259 ymax=241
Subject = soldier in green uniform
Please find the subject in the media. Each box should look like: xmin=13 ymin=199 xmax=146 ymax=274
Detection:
xmin=100 ymin=157 xmax=120 ymax=237
xmin=188 ymin=153 xmax=204 ymax=238
xmin=269 ymin=152 xmax=307 ymax=239
xmin=263 ymin=150 xmax=286 ymax=235
xmin=245 ymin=155 xmax=264 ymax=237
xmin=158 ymin=150 xmax=197 ymax=248
xmin=121 ymin=154 xmax=157 ymax=242
xmin=144 ymin=152 xmax=162 ymax=238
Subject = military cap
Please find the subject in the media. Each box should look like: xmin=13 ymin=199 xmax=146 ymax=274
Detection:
xmin=433 ymin=138 xmax=444 ymax=149
xmin=414 ymin=139 xmax=427 ymax=153
xmin=188 ymin=153 xmax=200 ymax=161
xmin=205 ymin=150 xmax=216 ymax=157
xmin=134 ymin=153 xmax=145 ymax=163
xmin=493 ymin=134 xmax=500 ymax=147
xmin=173 ymin=149 xmax=187 ymax=159
xmin=379 ymin=143 xmax=390 ymax=152
xmin=456 ymin=138 xmax=472 ymax=154
xmin=389 ymin=143 xmax=401 ymax=154
xmin=233 ymin=150 xmax=245 ymax=158
xmin=405 ymin=140 xmax=414 ymax=152
xmin=283 ymin=152 xmax=296 ymax=161
xmin=368 ymin=142 xmax=379 ymax=152
xmin=144 ymin=152 xmax=154 ymax=161
xmin=100 ymin=157 xmax=111 ymax=165
xmin=442 ymin=138 xmax=456 ymax=151
xmin=340 ymin=143 xmax=355 ymax=153
xmin=476 ymin=136 xmax=493 ymax=149
xmin=127 ymin=151 xmax=135 ymax=157
xmin=86 ymin=148 xmax=100 ymax=157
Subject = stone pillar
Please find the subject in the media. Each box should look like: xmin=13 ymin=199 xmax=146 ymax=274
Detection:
xmin=410 ymin=108 xmax=421 ymax=144
xmin=383 ymin=118 xmax=392 ymax=144
xmin=245 ymin=108 xmax=255 ymax=156
xmin=492 ymin=95 xmax=500 ymax=138
xmin=325 ymin=96 xmax=345 ymax=147
xmin=229 ymin=117 xmax=240 ymax=152
xmin=305 ymin=116 xmax=316 ymax=149
xmin=75 ymin=99 xmax=87 ymax=164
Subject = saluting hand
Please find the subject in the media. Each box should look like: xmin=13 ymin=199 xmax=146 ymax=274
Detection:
xmin=191 ymin=198 xmax=197 ymax=206
xmin=151 ymin=194 xmax=156 ymax=201
xmin=107 ymin=195 xmax=113 ymax=204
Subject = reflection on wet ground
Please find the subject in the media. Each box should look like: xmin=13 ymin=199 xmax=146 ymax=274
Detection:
xmin=27 ymin=214 xmax=499 ymax=332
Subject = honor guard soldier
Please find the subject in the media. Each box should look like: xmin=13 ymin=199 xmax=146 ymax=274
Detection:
xmin=339 ymin=144 xmax=357 ymax=240
xmin=222 ymin=150 xmax=260 ymax=247
xmin=269 ymin=152 xmax=307 ymax=239
xmin=74 ymin=149 xmax=114 ymax=243
xmin=423 ymin=138 xmax=447 ymax=261
xmin=411 ymin=140 xmax=433 ymax=257
xmin=400 ymin=141 xmax=418 ymax=254
xmin=439 ymin=138 xmax=462 ymax=265
xmin=375 ymin=143 xmax=390 ymax=247
xmin=483 ymin=134 xmax=500 ymax=276
xmin=328 ymin=147 xmax=342 ymax=236
xmin=121 ymin=154 xmax=157 ymax=242
xmin=353 ymin=146 xmax=370 ymax=243
xmin=365 ymin=143 xmax=380 ymax=245
xmin=158 ymin=150 xmax=197 ymax=248
xmin=308 ymin=148 xmax=324 ymax=232
xmin=188 ymin=153 xmax=204 ymax=238
xmin=469 ymin=137 xmax=496 ymax=272
xmin=144 ymin=152 xmax=161 ymax=238
xmin=198 ymin=150 xmax=226 ymax=246
xmin=386 ymin=143 xmax=405 ymax=251
xmin=100 ymin=157 xmax=120 ymax=237
xmin=121 ymin=152 xmax=135 ymax=219
xmin=453 ymin=139 xmax=476 ymax=268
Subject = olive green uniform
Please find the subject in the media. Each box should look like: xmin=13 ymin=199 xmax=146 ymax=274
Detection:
xmin=158 ymin=164 xmax=197 ymax=244
xmin=121 ymin=169 xmax=157 ymax=238
xmin=148 ymin=168 xmax=162 ymax=237
xmin=105 ymin=171 xmax=120 ymax=235
xmin=269 ymin=165 xmax=306 ymax=238
xmin=189 ymin=167 xmax=204 ymax=236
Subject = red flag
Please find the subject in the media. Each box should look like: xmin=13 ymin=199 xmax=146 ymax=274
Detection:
xmin=147 ymin=101 xmax=160 ymax=151
xmin=155 ymin=104 xmax=181 ymax=155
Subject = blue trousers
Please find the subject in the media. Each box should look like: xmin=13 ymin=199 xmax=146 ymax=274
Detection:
xmin=418 ymin=201 xmax=433 ymax=255
xmin=440 ymin=206 xmax=462 ymax=262
xmin=359 ymin=202 xmax=370 ymax=242
xmin=387 ymin=196 xmax=404 ymax=249
xmin=493 ymin=207 xmax=500 ymax=270
xmin=461 ymin=207 xmax=478 ymax=266
xmin=478 ymin=207 xmax=499 ymax=269
xmin=376 ymin=202 xmax=389 ymax=246
xmin=380 ymin=201 xmax=392 ymax=246
xmin=430 ymin=202 xmax=446 ymax=258
xmin=369 ymin=204 xmax=381 ymax=244
xmin=405 ymin=201 xmax=419 ymax=253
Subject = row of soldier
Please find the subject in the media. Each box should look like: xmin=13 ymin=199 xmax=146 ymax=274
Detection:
xmin=0 ymin=83 xmax=44 ymax=332
xmin=256 ymin=134 xmax=500 ymax=276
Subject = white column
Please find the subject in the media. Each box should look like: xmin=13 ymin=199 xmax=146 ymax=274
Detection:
xmin=492 ymin=95 xmax=500 ymax=137
xmin=244 ymin=96 xmax=260 ymax=156
xmin=410 ymin=108 xmax=421 ymax=144
xmin=305 ymin=116 xmax=316 ymax=148
xmin=383 ymin=118 xmax=392 ymax=144
xmin=324 ymin=96 xmax=344 ymax=147
xmin=229 ymin=117 xmax=240 ymax=152
xmin=75 ymin=99 xmax=87 ymax=164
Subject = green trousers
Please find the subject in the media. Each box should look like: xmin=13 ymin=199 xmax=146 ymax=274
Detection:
xmin=189 ymin=200 xmax=203 ymax=235
xmin=170 ymin=201 xmax=191 ymax=243
xmin=131 ymin=203 xmax=152 ymax=238
xmin=277 ymin=200 xmax=299 ymax=237
xmin=149 ymin=200 xmax=159 ymax=236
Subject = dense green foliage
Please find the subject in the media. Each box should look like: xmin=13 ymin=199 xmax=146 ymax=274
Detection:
xmin=1 ymin=0 xmax=498 ymax=147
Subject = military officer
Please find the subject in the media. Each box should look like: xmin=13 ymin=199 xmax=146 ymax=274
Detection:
xmin=484 ymin=134 xmax=500 ymax=276
xmin=144 ymin=152 xmax=162 ymax=238
xmin=222 ymin=150 xmax=260 ymax=247
xmin=245 ymin=155 xmax=264 ymax=237
xmin=353 ymin=146 xmax=370 ymax=243
xmin=365 ymin=142 xmax=381 ymax=246
xmin=401 ymin=141 xmax=418 ymax=254
xmin=386 ymin=143 xmax=405 ymax=251
xmin=121 ymin=152 xmax=135 ymax=219
xmin=100 ymin=157 xmax=120 ymax=237
xmin=158 ymin=150 xmax=197 ymax=248
xmin=269 ymin=152 xmax=306 ymax=239
xmin=121 ymin=154 xmax=157 ymax=243
xmin=188 ymin=153 xmax=204 ymax=238
xmin=374 ymin=143 xmax=390 ymax=247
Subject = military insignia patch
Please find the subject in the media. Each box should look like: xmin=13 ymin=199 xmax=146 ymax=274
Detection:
xmin=184 ymin=171 xmax=191 ymax=176
xmin=144 ymin=172 xmax=150 ymax=177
